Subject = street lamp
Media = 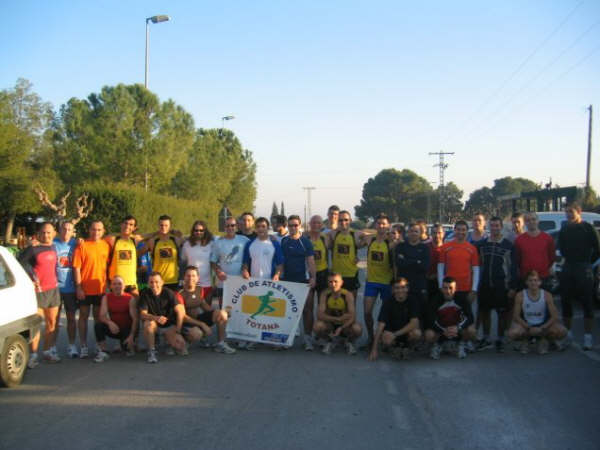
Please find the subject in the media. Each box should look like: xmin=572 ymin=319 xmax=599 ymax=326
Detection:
xmin=220 ymin=115 xmax=235 ymax=136
xmin=145 ymin=15 xmax=170 ymax=89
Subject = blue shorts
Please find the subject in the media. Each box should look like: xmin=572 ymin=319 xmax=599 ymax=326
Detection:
xmin=364 ymin=282 xmax=391 ymax=300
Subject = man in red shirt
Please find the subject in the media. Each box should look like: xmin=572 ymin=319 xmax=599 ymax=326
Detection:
xmin=514 ymin=212 xmax=555 ymax=290
xmin=437 ymin=220 xmax=480 ymax=305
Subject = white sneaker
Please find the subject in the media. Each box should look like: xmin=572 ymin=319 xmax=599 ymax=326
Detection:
xmin=245 ymin=342 xmax=256 ymax=351
xmin=537 ymin=338 xmax=549 ymax=355
xmin=583 ymin=334 xmax=593 ymax=351
xmin=430 ymin=343 xmax=441 ymax=360
xmin=79 ymin=346 xmax=89 ymax=359
xmin=214 ymin=342 xmax=236 ymax=354
xmin=322 ymin=342 xmax=334 ymax=355
xmin=346 ymin=341 xmax=357 ymax=356
xmin=465 ymin=341 xmax=475 ymax=353
xmin=303 ymin=335 xmax=314 ymax=351
xmin=178 ymin=345 xmax=189 ymax=356
xmin=165 ymin=346 xmax=176 ymax=356
xmin=67 ymin=344 xmax=79 ymax=358
xmin=94 ymin=351 xmax=109 ymax=363
xmin=457 ymin=342 xmax=467 ymax=359
xmin=43 ymin=349 xmax=61 ymax=363
xmin=28 ymin=353 xmax=39 ymax=369
xmin=147 ymin=349 xmax=158 ymax=364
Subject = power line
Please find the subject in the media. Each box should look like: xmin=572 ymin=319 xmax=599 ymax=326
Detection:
xmin=442 ymin=0 xmax=584 ymax=146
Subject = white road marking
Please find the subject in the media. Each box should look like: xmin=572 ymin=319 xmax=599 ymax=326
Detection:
xmin=571 ymin=341 xmax=600 ymax=362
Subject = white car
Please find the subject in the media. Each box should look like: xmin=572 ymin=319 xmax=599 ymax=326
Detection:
xmin=0 ymin=246 xmax=41 ymax=387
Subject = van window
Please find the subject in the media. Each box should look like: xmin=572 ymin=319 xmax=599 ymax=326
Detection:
xmin=0 ymin=256 xmax=15 ymax=289
xmin=538 ymin=221 xmax=555 ymax=231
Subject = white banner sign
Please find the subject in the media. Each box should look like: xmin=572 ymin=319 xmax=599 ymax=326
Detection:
xmin=222 ymin=275 xmax=309 ymax=346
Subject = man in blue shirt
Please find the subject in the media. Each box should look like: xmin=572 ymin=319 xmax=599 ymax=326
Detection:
xmin=53 ymin=221 xmax=79 ymax=358
xmin=281 ymin=215 xmax=316 ymax=350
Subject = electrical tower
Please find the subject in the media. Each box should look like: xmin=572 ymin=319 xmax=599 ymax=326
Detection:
xmin=429 ymin=152 xmax=454 ymax=223
xmin=302 ymin=187 xmax=316 ymax=225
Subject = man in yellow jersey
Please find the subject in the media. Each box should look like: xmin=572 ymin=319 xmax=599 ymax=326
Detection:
xmin=145 ymin=215 xmax=184 ymax=291
xmin=327 ymin=210 xmax=363 ymax=299
xmin=105 ymin=215 xmax=144 ymax=295
xmin=360 ymin=213 xmax=394 ymax=347
xmin=305 ymin=215 xmax=329 ymax=350
xmin=314 ymin=273 xmax=362 ymax=355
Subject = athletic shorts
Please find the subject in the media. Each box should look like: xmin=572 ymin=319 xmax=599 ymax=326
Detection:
xmin=478 ymin=285 xmax=511 ymax=312
xmin=214 ymin=288 xmax=224 ymax=299
xmin=383 ymin=328 xmax=408 ymax=345
xmin=560 ymin=262 xmax=595 ymax=319
xmin=342 ymin=274 xmax=360 ymax=291
xmin=60 ymin=292 xmax=78 ymax=313
xmin=314 ymin=269 xmax=329 ymax=293
xmin=364 ymin=281 xmax=391 ymax=300
xmin=182 ymin=311 xmax=214 ymax=334
xmin=37 ymin=288 xmax=60 ymax=309
xmin=79 ymin=294 xmax=102 ymax=307
xmin=157 ymin=324 xmax=176 ymax=335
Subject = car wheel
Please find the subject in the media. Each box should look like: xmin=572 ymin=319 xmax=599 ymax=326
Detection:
xmin=0 ymin=335 xmax=29 ymax=388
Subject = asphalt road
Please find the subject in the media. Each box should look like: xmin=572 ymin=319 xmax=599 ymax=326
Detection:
xmin=2 ymin=257 xmax=599 ymax=450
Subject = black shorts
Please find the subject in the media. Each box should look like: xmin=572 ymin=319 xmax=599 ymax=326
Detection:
xmin=315 ymin=269 xmax=329 ymax=293
xmin=60 ymin=292 xmax=78 ymax=313
xmin=478 ymin=285 xmax=511 ymax=312
xmin=214 ymin=288 xmax=224 ymax=299
xmin=79 ymin=294 xmax=102 ymax=307
xmin=197 ymin=310 xmax=214 ymax=327
xmin=560 ymin=263 xmax=595 ymax=319
xmin=342 ymin=274 xmax=360 ymax=291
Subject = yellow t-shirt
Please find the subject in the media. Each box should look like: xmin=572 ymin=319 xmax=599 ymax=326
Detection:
xmin=332 ymin=231 xmax=357 ymax=277
xmin=310 ymin=234 xmax=328 ymax=272
xmin=153 ymin=237 xmax=179 ymax=284
xmin=367 ymin=239 xmax=393 ymax=284
xmin=108 ymin=237 xmax=137 ymax=287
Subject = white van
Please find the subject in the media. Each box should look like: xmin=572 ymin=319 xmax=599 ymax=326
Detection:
xmin=536 ymin=211 xmax=600 ymax=234
xmin=0 ymin=246 xmax=41 ymax=387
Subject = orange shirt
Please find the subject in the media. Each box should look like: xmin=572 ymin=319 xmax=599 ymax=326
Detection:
xmin=72 ymin=240 xmax=111 ymax=295
xmin=440 ymin=240 xmax=479 ymax=292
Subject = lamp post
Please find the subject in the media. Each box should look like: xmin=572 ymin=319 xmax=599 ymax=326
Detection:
xmin=221 ymin=115 xmax=235 ymax=136
xmin=145 ymin=15 xmax=170 ymax=89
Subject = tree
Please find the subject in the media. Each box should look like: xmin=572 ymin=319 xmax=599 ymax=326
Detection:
xmin=271 ymin=202 xmax=279 ymax=218
xmin=355 ymin=168 xmax=433 ymax=222
xmin=52 ymin=84 xmax=195 ymax=192
xmin=432 ymin=182 xmax=464 ymax=223
xmin=168 ymin=128 xmax=256 ymax=216
xmin=280 ymin=201 xmax=285 ymax=216
xmin=464 ymin=177 xmax=538 ymax=218
xmin=464 ymin=187 xmax=497 ymax=217
xmin=0 ymin=79 xmax=57 ymax=241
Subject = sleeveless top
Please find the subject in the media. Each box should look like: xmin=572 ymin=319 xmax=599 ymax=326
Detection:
xmin=522 ymin=289 xmax=547 ymax=326
xmin=107 ymin=293 xmax=133 ymax=330
xmin=332 ymin=231 xmax=357 ymax=277
xmin=153 ymin=237 xmax=179 ymax=284
xmin=310 ymin=234 xmax=328 ymax=272
xmin=367 ymin=238 xmax=393 ymax=284
xmin=108 ymin=237 xmax=137 ymax=286
xmin=325 ymin=288 xmax=349 ymax=316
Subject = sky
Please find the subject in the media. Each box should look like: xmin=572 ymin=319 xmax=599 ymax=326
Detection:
xmin=2 ymin=1 xmax=599 ymax=220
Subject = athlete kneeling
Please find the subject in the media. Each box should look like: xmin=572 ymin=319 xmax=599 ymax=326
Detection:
xmin=314 ymin=273 xmax=362 ymax=355
xmin=508 ymin=270 xmax=567 ymax=354
xmin=425 ymin=276 xmax=476 ymax=360
xmin=178 ymin=266 xmax=235 ymax=354
xmin=368 ymin=278 xmax=421 ymax=361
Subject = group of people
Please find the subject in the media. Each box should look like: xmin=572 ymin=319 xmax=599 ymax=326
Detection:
xmin=15 ymin=201 xmax=600 ymax=367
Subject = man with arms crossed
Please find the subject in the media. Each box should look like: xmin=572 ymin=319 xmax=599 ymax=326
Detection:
xmin=368 ymin=278 xmax=421 ymax=361
xmin=314 ymin=273 xmax=362 ymax=355
xmin=211 ymin=216 xmax=249 ymax=308
xmin=361 ymin=214 xmax=394 ymax=347
xmin=179 ymin=266 xmax=235 ymax=354
xmin=508 ymin=270 xmax=566 ymax=354
xmin=53 ymin=220 xmax=79 ymax=358
xmin=138 ymin=272 xmax=187 ymax=363
xmin=72 ymin=220 xmax=111 ymax=359
xmin=281 ymin=215 xmax=316 ymax=349
xmin=20 ymin=222 xmax=61 ymax=367
xmin=558 ymin=202 xmax=600 ymax=350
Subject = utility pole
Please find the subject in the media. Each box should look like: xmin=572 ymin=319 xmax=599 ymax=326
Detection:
xmin=586 ymin=105 xmax=593 ymax=191
xmin=429 ymin=151 xmax=454 ymax=223
xmin=302 ymin=187 xmax=316 ymax=225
